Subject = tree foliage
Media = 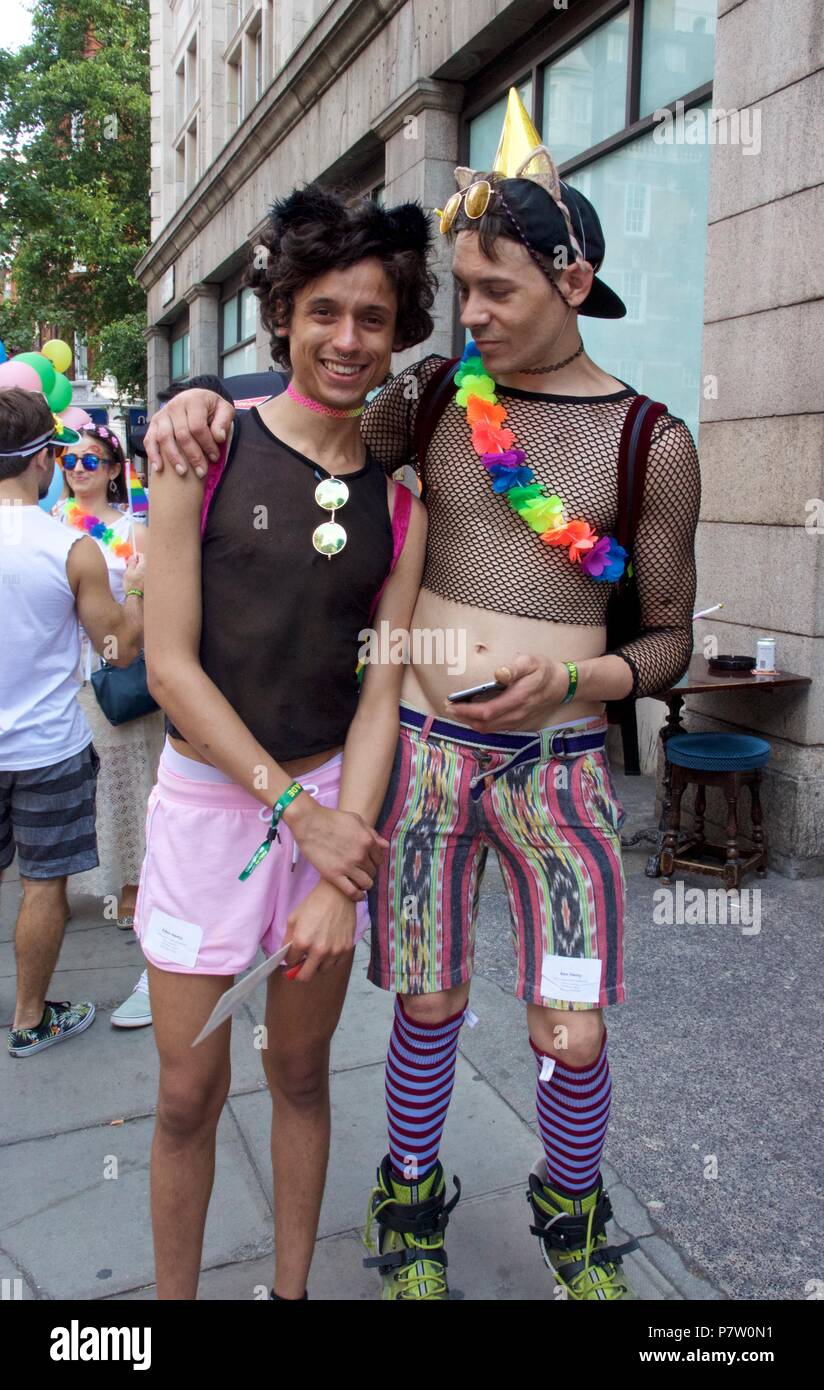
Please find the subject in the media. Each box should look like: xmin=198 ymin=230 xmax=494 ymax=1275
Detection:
xmin=0 ymin=0 xmax=150 ymax=397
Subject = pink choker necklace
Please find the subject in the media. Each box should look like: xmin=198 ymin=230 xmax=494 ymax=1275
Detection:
xmin=286 ymin=380 xmax=365 ymax=418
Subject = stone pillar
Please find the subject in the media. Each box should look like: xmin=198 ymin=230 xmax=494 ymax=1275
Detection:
xmin=144 ymin=324 xmax=171 ymax=412
xmin=373 ymin=78 xmax=464 ymax=370
xmin=688 ymin=0 xmax=824 ymax=875
xmin=184 ymin=282 xmax=221 ymax=378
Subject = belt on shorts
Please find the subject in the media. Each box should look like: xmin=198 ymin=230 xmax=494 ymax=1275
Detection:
xmin=399 ymin=706 xmax=608 ymax=801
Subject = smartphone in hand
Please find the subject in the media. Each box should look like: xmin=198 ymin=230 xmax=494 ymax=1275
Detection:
xmin=446 ymin=680 xmax=506 ymax=705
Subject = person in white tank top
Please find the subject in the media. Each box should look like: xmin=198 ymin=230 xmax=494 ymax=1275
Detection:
xmin=0 ymin=388 xmax=145 ymax=1058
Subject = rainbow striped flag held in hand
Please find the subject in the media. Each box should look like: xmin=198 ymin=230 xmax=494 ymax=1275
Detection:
xmin=129 ymin=473 xmax=148 ymax=516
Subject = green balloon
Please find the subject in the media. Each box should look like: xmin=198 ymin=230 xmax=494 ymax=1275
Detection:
xmin=13 ymin=351 xmax=56 ymax=395
xmin=47 ymin=372 xmax=73 ymax=413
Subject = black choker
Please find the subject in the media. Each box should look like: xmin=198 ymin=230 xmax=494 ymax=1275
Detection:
xmin=519 ymin=339 xmax=585 ymax=375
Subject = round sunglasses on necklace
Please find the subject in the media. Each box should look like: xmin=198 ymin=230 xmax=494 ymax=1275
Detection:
xmin=312 ymin=476 xmax=349 ymax=557
xmin=62 ymin=452 xmax=105 ymax=471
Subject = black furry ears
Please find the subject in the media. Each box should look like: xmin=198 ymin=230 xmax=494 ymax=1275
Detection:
xmin=269 ymin=185 xmax=341 ymax=230
xmin=383 ymin=202 xmax=432 ymax=256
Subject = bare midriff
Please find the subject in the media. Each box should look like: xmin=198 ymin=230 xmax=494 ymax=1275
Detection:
xmin=400 ymin=588 xmax=608 ymax=731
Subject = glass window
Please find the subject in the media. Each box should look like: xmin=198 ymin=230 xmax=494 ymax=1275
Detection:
xmin=640 ymin=0 xmax=717 ymax=117
xmin=222 ymin=296 xmax=238 ymax=351
xmin=565 ymin=108 xmax=711 ymax=438
xmin=624 ymin=182 xmax=650 ymax=236
xmin=240 ymin=286 xmax=257 ymax=341
xmin=542 ymin=8 xmax=629 ymax=166
xmin=171 ymin=332 xmax=190 ymax=381
xmin=222 ymin=341 xmax=257 ymax=376
xmin=468 ymin=79 xmax=533 ymax=171
xmin=254 ymin=30 xmax=263 ymax=100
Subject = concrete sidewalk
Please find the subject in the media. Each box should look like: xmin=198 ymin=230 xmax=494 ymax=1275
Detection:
xmin=1 ymin=771 xmax=818 ymax=1301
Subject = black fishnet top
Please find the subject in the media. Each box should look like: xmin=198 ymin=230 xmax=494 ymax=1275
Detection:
xmin=361 ymin=355 xmax=701 ymax=698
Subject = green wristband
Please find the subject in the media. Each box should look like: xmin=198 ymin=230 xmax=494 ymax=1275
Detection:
xmin=239 ymin=781 xmax=304 ymax=881
xmin=561 ymin=661 xmax=578 ymax=705
xmin=125 ymin=588 xmax=144 ymax=599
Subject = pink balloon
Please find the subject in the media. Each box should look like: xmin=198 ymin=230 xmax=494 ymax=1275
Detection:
xmin=0 ymin=360 xmax=43 ymax=392
xmin=61 ymin=406 xmax=93 ymax=429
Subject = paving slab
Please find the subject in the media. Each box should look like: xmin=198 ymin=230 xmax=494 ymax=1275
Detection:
xmin=0 ymin=1112 xmax=272 ymax=1300
xmin=229 ymin=1053 xmax=545 ymax=1242
xmin=2 ymin=971 xmax=271 ymax=1143
xmin=112 ymin=1188 xmax=699 ymax=1301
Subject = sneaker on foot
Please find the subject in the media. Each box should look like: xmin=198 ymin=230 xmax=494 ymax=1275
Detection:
xmin=111 ymin=970 xmax=152 ymax=1029
xmin=8 ymin=1000 xmax=96 ymax=1057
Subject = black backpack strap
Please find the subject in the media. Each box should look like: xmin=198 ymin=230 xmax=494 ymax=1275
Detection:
xmin=616 ymin=395 xmax=666 ymax=551
xmin=612 ymin=396 xmax=668 ymax=774
xmin=412 ymin=357 xmax=460 ymax=474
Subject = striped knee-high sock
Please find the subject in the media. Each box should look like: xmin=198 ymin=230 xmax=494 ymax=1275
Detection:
xmin=531 ymin=1032 xmax=612 ymax=1195
xmin=385 ymin=997 xmax=465 ymax=1182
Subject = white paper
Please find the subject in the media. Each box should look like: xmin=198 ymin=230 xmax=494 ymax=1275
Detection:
xmin=540 ymin=954 xmax=603 ymax=1005
xmin=190 ymin=942 xmax=292 ymax=1047
xmin=464 ymin=1007 xmax=479 ymax=1029
xmin=144 ymin=908 xmax=203 ymax=969
xmin=538 ymin=1055 xmax=556 ymax=1083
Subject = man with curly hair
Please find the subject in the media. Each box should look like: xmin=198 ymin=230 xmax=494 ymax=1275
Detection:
xmin=134 ymin=185 xmax=430 ymax=1300
xmin=146 ymin=101 xmax=700 ymax=1302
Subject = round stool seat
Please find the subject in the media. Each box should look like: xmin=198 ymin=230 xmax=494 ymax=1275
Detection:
xmin=666 ymin=733 xmax=771 ymax=771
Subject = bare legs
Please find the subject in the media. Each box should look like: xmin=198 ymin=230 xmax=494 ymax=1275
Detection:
xmin=148 ymin=954 xmax=354 ymax=1300
xmin=13 ymin=874 xmax=69 ymax=1029
xmin=261 ymin=955 xmax=354 ymax=1299
xmin=148 ymin=966 xmax=235 ymax=1300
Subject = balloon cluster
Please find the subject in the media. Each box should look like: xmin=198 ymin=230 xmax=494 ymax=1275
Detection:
xmin=0 ymin=337 xmax=77 ymax=410
xmin=0 ymin=337 xmax=94 ymax=511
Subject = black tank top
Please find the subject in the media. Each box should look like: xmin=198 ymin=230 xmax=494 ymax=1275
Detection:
xmin=180 ymin=407 xmax=393 ymax=762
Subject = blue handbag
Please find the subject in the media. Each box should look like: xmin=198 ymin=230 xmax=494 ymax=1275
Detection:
xmin=90 ymin=653 xmax=159 ymax=726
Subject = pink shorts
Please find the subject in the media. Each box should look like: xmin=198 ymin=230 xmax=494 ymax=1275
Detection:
xmin=134 ymin=742 xmax=370 ymax=975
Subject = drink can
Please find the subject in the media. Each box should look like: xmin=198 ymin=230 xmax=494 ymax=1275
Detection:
xmin=756 ymin=638 xmax=776 ymax=672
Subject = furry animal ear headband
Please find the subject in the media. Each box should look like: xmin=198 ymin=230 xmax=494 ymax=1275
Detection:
xmin=270 ymin=185 xmax=432 ymax=257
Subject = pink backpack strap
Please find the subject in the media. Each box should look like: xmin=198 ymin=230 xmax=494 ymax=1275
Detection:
xmin=368 ymin=482 xmax=413 ymax=620
xmin=200 ymin=432 xmax=232 ymax=539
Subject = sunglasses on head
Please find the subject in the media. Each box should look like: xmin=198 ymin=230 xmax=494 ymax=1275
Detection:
xmin=439 ymin=180 xmax=495 ymax=235
xmin=62 ymin=452 xmax=106 ymax=471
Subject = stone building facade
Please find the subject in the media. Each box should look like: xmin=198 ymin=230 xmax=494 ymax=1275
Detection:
xmin=136 ymin=0 xmax=823 ymax=875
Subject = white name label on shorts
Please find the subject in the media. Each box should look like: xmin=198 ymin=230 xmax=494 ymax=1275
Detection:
xmin=540 ymin=954 xmax=602 ymax=1004
xmin=145 ymin=908 xmax=203 ymax=968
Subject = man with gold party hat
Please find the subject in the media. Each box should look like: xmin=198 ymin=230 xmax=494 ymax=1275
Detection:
xmin=144 ymin=90 xmax=700 ymax=1302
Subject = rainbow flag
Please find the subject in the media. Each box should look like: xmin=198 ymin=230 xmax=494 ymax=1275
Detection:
xmin=129 ymin=473 xmax=148 ymax=516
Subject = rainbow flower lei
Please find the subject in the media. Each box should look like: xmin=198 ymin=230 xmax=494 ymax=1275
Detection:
xmin=455 ymin=340 xmax=627 ymax=582
xmin=64 ymin=501 xmax=134 ymax=560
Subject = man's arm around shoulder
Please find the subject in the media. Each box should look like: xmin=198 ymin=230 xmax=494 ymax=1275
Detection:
xmin=66 ymin=536 xmax=143 ymax=668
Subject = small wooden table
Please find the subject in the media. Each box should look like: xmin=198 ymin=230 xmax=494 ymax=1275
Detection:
xmin=628 ymin=657 xmax=812 ymax=877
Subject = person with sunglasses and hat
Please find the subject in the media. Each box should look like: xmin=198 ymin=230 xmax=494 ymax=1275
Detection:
xmin=142 ymin=92 xmax=700 ymax=1302
xmin=54 ymin=425 xmax=165 ymax=948
xmin=132 ymin=185 xmax=429 ymax=1300
xmin=0 ymin=388 xmax=146 ymax=1057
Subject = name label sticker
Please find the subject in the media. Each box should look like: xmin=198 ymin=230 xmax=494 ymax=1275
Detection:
xmin=144 ymin=908 xmax=203 ymax=968
xmin=540 ymin=954 xmax=602 ymax=1005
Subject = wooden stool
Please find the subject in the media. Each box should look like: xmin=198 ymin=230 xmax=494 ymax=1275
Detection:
xmin=659 ymin=733 xmax=770 ymax=890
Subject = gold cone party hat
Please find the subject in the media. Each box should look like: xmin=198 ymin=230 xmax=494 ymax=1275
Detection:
xmin=492 ymin=87 xmax=542 ymax=177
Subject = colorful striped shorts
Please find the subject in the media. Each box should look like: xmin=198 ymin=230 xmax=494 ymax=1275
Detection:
xmin=368 ymin=707 xmax=626 ymax=1010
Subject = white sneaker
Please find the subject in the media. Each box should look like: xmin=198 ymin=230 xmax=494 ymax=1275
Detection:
xmin=111 ymin=970 xmax=152 ymax=1029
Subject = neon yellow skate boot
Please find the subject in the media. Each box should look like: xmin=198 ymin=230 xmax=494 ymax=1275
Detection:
xmin=363 ymin=1155 xmax=461 ymax=1300
xmin=527 ymin=1159 xmax=639 ymax=1300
